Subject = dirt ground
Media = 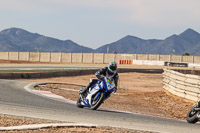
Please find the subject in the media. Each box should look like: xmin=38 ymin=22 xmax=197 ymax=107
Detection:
xmin=26 ymin=72 xmax=195 ymax=120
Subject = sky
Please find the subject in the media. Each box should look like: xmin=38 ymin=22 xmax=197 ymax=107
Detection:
xmin=0 ymin=0 xmax=200 ymax=49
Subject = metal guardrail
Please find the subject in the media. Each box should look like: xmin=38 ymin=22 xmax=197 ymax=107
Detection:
xmin=0 ymin=68 xmax=163 ymax=79
xmin=163 ymin=69 xmax=200 ymax=101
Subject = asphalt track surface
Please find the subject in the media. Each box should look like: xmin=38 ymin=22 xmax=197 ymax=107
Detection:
xmin=0 ymin=79 xmax=200 ymax=133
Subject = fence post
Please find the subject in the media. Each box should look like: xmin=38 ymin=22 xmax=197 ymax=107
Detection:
xmin=8 ymin=52 xmax=9 ymax=60
xmin=92 ymin=53 xmax=94 ymax=64
xmin=28 ymin=52 xmax=30 ymax=62
xmin=135 ymin=54 xmax=137 ymax=60
xmin=192 ymin=56 xmax=194 ymax=63
xmin=169 ymin=55 xmax=171 ymax=62
xmin=146 ymin=54 xmax=149 ymax=60
xmin=17 ymin=52 xmax=19 ymax=61
xmin=60 ymin=52 xmax=62 ymax=62
xmin=103 ymin=53 xmax=105 ymax=64
xmin=81 ymin=53 xmax=83 ymax=63
xmin=158 ymin=54 xmax=160 ymax=61
xmin=70 ymin=53 xmax=72 ymax=63
xmin=49 ymin=52 xmax=51 ymax=62
xmin=38 ymin=52 xmax=40 ymax=62
xmin=180 ymin=55 xmax=183 ymax=62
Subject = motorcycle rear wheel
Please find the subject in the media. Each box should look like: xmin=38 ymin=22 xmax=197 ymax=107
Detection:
xmin=76 ymin=97 xmax=84 ymax=108
xmin=186 ymin=107 xmax=199 ymax=123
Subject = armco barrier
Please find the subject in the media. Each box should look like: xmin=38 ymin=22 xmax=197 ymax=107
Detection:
xmin=0 ymin=69 xmax=98 ymax=79
xmin=163 ymin=69 xmax=200 ymax=101
xmin=0 ymin=68 xmax=163 ymax=79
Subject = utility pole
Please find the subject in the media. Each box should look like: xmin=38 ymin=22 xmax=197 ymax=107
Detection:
xmin=107 ymin=46 xmax=109 ymax=53
xmin=35 ymin=47 xmax=40 ymax=52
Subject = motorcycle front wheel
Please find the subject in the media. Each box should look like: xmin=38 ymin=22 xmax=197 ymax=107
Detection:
xmin=90 ymin=92 xmax=105 ymax=110
xmin=186 ymin=106 xmax=199 ymax=123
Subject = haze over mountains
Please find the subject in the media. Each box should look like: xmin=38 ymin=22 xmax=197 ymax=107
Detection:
xmin=0 ymin=28 xmax=200 ymax=55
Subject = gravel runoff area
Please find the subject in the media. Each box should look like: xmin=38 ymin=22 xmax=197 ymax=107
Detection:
xmin=31 ymin=72 xmax=195 ymax=120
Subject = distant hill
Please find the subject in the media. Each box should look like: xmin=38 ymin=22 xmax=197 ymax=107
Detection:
xmin=95 ymin=28 xmax=200 ymax=55
xmin=0 ymin=28 xmax=93 ymax=53
xmin=0 ymin=28 xmax=200 ymax=55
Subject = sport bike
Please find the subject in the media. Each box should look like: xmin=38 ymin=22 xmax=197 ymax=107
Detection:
xmin=186 ymin=101 xmax=200 ymax=123
xmin=76 ymin=77 xmax=116 ymax=110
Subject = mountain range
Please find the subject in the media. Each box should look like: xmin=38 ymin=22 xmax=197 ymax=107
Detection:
xmin=0 ymin=28 xmax=200 ymax=55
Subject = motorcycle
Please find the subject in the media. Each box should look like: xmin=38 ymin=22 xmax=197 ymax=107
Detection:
xmin=186 ymin=101 xmax=200 ymax=123
xmin=76 ymin=77 xmax=116 ymax=110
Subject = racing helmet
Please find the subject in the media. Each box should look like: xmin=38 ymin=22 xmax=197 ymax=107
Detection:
xmin=108 ymin=61 xmax=117 ymax=75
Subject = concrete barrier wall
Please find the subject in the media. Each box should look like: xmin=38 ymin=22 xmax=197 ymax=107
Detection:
xmin=0 ymin=52 xmax=200 ymax=65
xmin=40 ymin=52 xmax=50 ymax=62
xmin=148 ymin=54 xmax=159 ymax=60
xmin=115 ymin=54 xmax=124 ymax=63
xmin=171 ymin=55 xmax=182 ymax=62
xmin=61 ymin=53 xmax=72 ymax=63
xmin=163 ymin=69 xmax=200 ymax=101
xmin=182 ymin=56 xmax=194 ymax=63
xmin=83 ymin=53 xmax=93 ymax=63
xmin=29 ymin=52 xmax=40 ymax=62
xmin=72 ymin=53 xmax=82 ymax=63
xmin=0 ymin=52 xmax=9 ymax=60
xmin=104 ymin=54 xmax=114 ymax=63
xmin=8 ymin=52 xmax=19 ymax=60
xmin=159 ymin=55 xmax=170 ymax=61
xmin=19 ymin=52 xmax=29 ymax=61
xmin=194 ymin=56 xmax=200 ymax=63
xmin=50 ymin=53 xmax=61 ymax=62
xmin=137 ymin=54 xmax=148 ymax=60
xmin=94 ymin=53 xmax=104 ymax=64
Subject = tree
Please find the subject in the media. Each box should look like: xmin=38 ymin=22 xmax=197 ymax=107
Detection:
xmin=113 ymin=51 xmax=118 ymax=54
xmin=182 ymin=53 xmax=190 ymax=56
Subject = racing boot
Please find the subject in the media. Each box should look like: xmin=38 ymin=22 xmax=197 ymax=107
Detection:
xmin=80 ymin=79 xmax=98 ymax=97
xmin=80 ymin=84 xmax=92 ymax=97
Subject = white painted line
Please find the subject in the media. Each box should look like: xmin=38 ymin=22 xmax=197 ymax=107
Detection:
xmin=32 ymin=90 xmax=52 ymax=93
xmin=0 ymin=123 xmax=97 ymax=131
xmin=59 ymin=88 xmax=79 ymax=92
xmin=25 ymin=84 xmax=77 ymax=104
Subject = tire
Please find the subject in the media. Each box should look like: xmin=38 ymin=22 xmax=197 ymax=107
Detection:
xmin=76 ymin=97 xmax=84 ymax=108
xmin=90 ymin=92 xmax=105 ymax=110
xmin=186 ymin=107 xmax=199 ymax=124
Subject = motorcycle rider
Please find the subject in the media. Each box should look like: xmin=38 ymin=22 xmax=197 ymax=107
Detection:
xmin=80 ymin=61 xmax=119 ymax=97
